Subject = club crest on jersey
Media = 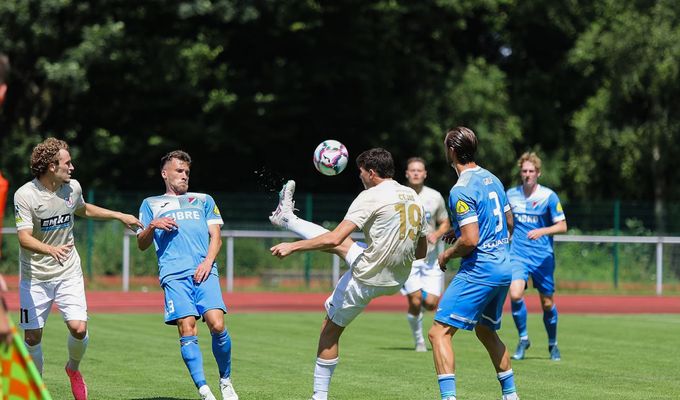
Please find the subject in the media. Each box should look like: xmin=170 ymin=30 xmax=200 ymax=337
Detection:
xmin=65 ymin=195 xmax=75 ymax=208
xmin=456 ymin=200 xmax=470 ymax=214
xmin=187 ymin=197 xmax=199 ymax=205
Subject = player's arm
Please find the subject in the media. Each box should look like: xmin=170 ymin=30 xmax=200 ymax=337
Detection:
xmin=527 ymin=219 xmax=567 ymax=240
xmin=437 ymin=222 xmax=478 ymax=270
xmin=271 ymin=220 xmax=357 ymax=258
xmin=17 ymin=229 xmax=73 ymax=265
xmin=76 ymin=203 xmax=143 ymax=232
xmin=505 ymin=210 xmax=514 ymax=237
xmin=194 ymin=224 xmax=222 ymax=282
xmin=427 ymin=217 xmax=451 ymax=244
xmin=136 ymin=217 xmax=178 ymax=251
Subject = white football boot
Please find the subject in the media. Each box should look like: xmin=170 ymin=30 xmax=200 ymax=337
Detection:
xmin=269 ymin=180 xmax=297 ymax=228
xmin=219 ymin=378 xmax=239 ymax=400
xmin=198 ymin=385 xmax=217 ymax=400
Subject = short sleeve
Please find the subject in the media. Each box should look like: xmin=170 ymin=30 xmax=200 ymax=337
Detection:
xmin=449 ymin=187 xmax=478 ymax=227
xmin=343 ymin=190 xmax=372 ymax=230
xmin=138 ymin=199 xmax=153 ymax=234
xmin=204 ymin=194 xmax=224 ymax=226
xmin=13 ymin=190 xmax=33 ymax=231
xmin=72 ymin=180 xmax=86 ymax=210
xmin=548 ymin=192 xmax=566 ymax=223
xmin=434 ymin=193 xmax=449 ymax=223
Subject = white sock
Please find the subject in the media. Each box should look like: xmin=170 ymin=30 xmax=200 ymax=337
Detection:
xmin=407 ymin=312 xmax=424 ymax=344
xmin=312 ymin=357 xmax=338 ymax=400
xmin=287 ymin=216 xmax=329 ymax=239
xmin=66 ymin=332 xmax=89 ymax=371
xmin=26 ymin=342 xmax=43 ymax=375
xmin=503 ymin=392 xmax=520 ymax=400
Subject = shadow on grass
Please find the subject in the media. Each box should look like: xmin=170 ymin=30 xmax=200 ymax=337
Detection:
xmin=378 ymin=346 xmax=423 ymax=351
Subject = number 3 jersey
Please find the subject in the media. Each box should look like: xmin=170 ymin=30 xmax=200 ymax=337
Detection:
xmin=448 ymin=166 xmax=512 ymax=286
xmin=138 ymin=193 xmax=223 ymax=286
xmin=343 ymin=180 xmax=427 ymax=287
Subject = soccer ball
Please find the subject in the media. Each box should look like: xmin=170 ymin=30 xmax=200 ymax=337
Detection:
xmin=313 ymin=140 xmax=349 ymax=176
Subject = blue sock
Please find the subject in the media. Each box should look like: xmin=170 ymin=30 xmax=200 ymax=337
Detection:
xmin=180 ymin=335 xmax=206 ymax=388
xmin=497 ymin=369 xmax=516 ymax=395
xmin=543 ymin=305 xmax=558 ymax=345
xmin=511 ymin=299 xmax=528 ymax=338
xmin=212 ymin=329 xmax=232 ymax=379
xmin=437 ymin=374 xmax=455 ymax=399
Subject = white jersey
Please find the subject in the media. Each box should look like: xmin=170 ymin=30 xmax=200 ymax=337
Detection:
xmin=415 ymin=185 xmax=448 ymax=264
xmin=14 ymin=179 xmax=85 ymax=282
xmin=343 ymin=180 xmax=427 ymax=286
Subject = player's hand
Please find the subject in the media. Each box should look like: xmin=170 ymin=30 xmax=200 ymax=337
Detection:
xmin=0 ymin=275 xmax=7 ymax=292
xmin=271 ymin=242 xmax=295 ymax=258
xmin=441 ymin=230 xmax=458 ymax=245
xmin=194 ymin=260 xmax=213 ymax=283
xmin=48 ymin=243 xmax=74 ymax=265
xmin=150 ymin=217 xmax=178 ymax=232
xmin=437 ymin=252 xmax=448 ymax=272
xmin=426 ymin=233 xmax=439 ymax=244
xmin=527 ymin=229 xmax=544 ymax=240
xmin=120 ymin=213 xmax=144 ymax=232
xmin=0 ymin=313 xmax=10 ymax=347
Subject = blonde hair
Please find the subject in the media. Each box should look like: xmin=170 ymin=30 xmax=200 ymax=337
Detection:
xmin=31 ymin=138 xmax=69 ymax=178
xmin=518 ymin=152 xmax=542 ymax=172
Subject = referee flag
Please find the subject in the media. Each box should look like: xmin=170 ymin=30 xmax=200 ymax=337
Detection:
xmin=0 ymin=320 xmax=52 ymax=400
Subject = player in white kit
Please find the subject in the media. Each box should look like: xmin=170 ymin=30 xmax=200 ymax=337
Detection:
xmin=13 ymin=138 xmax=142 ymax=400
xmin=400 ymin=157 xmax=450 ymax=352
xmin=269 ymin=148 xmax=428 ymax=400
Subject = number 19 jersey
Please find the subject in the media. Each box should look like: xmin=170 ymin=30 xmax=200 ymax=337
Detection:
xmin=448 ymin=166 xmax=511 ymax=286
xmin=343 ymin=180 xmax=427 ymax=287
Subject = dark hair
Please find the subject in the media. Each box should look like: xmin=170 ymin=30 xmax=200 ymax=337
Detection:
xmin=406 ymin=156 xmax=426 ymax=170
xmin=160 ymin=150 xmax=192 ymax=170
xmin=355 ymin=148 xmax=395 ymax=178
xmin=444 ymin=126 xmax=478 ymax=164
xmin=0 ymin=53 xmax=9 ymax=85
xmin=31 ymin=138 xmax=69 ymax=178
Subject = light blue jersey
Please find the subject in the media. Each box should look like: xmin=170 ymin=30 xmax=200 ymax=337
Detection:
xmin=139 ymin=193 xmax=223 ymax=286
xmin=448 ymin=166 xmax=512 ymax=286
xmin=507 ymin=185 xmax=565 ymax=265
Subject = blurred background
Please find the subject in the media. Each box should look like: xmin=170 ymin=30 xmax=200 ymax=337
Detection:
xmin=1 ymin=0 xmax=679 ymax=293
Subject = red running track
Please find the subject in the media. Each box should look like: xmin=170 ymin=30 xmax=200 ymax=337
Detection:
xmin=2 ymin=291 xmax=679 ymax=314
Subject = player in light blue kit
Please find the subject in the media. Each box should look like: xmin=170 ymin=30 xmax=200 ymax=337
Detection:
xmin=507 ymin=152 xmax=567 ymax=361
xmin=137 ymin=150 xmax=238 ymax=400
xmin=429 ymin=127 xmax=518 ymax=400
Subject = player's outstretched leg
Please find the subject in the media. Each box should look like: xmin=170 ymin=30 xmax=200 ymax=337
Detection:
xmin=270 ymin=180 xmax=328 ymax=238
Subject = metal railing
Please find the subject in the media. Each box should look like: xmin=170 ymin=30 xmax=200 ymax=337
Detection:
xmin=3 ymin=227 xmax=679 ymax=295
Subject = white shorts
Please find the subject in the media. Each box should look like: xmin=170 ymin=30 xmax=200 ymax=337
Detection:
xmin=19 ymin=275 xmax=88 ymax=330
xmin=325 ymin=242 xmax=400 ymax=327
xmin=400 ymin=258 xmax=444 ymax=297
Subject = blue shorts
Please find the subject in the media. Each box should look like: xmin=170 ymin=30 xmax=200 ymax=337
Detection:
xmin=162 ymin=273 xmax=227 ymax=325
xmin=434 ymin=276 xmax=509 ymax=331
xmin=511 ymin=254 xmax=555 ymax=295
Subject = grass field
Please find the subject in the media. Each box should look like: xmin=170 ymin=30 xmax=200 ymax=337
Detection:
xmin=36 ymin=312 xmax=679 ymax=399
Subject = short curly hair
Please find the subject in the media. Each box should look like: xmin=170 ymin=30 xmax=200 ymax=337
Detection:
xmin=31 ymin=138 xmax=69 ymax=178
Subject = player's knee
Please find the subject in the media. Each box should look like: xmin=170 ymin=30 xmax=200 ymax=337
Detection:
xmin=207 ymin=319 xmax=225 ymax=334
xmin=423 ymin=297 xmax=438 ymax=311
xmin=24 ymin=330 xmax=42 ymax=346
xmin=67 ymin=321 xmax=87 ymax=339
xmin=428 ymin=324 xmax=445 ymax=344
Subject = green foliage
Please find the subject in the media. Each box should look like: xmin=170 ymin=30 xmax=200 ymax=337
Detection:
xmin=37 ymin=312 xmax=680 ymax=399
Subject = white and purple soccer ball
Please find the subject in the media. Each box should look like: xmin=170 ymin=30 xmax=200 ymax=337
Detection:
xmin=313 ymin=140 xmax=349 ymax=176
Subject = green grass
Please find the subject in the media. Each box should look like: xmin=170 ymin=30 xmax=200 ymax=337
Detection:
xmin=31 ymin=312 xmax=680 ymax=399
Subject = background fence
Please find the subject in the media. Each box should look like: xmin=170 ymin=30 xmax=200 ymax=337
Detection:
xmin=2 ymin=191 xmax=680 ymax=295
